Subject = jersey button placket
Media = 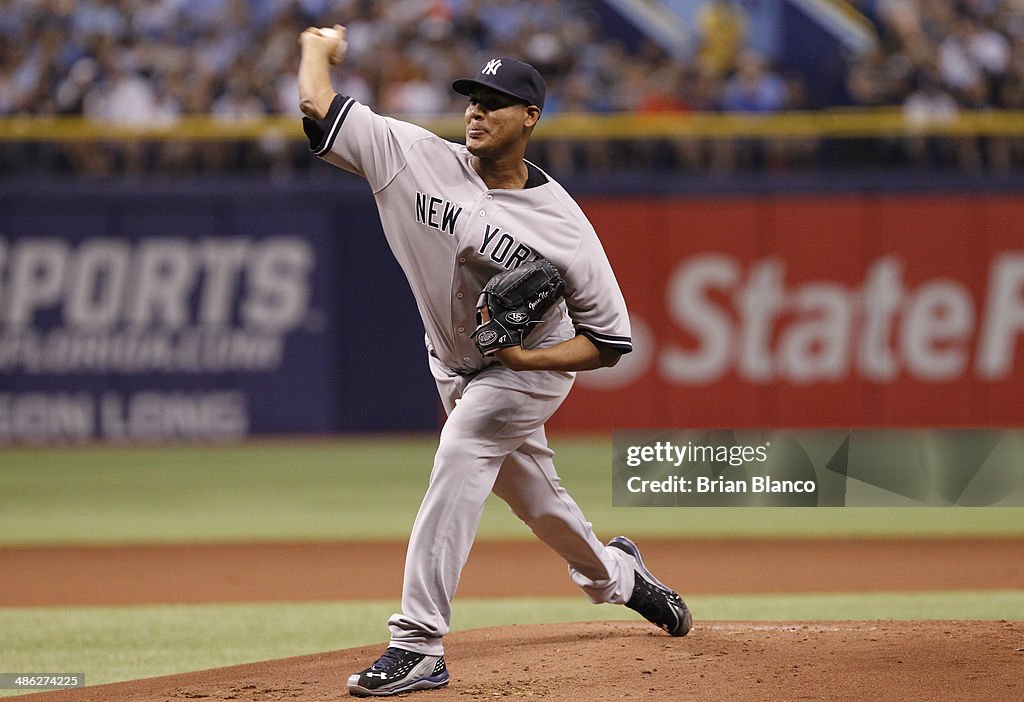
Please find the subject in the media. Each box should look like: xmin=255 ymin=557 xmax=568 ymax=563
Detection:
xmin=466 ymin=192 xmax=492 ymax=358
xmin=476 ymin=189 xmax=492 ymax=218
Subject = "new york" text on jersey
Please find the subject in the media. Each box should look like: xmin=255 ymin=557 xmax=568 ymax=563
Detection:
xmin=415 ymin=192 xmax=463 ymax=236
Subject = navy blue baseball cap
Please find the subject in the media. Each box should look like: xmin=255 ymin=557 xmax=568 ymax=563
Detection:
xmin=452 ymin=57 xmax=546 ymax=111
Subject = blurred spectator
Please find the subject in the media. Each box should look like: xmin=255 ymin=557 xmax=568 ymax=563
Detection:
xmin=720 ymin=50 xmax=788 ymax=112
xmin=696 ymin=0 xmax=747 ymax=78
xmin=712 ymin=49 xmax=798 ymax=172
xmin=903 ymin=69 xmax=959 ymax=129
xmin=901 ymin=69 xmax=982 ymax=171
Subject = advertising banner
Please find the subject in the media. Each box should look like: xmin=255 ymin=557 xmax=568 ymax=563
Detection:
xmin=3 ymin=184 xmax=1022 ymax=441
xmin=553 ymin=194 xmax=1024 ymax=430
xmin=0 ymin=182 xmax=437 ymax=442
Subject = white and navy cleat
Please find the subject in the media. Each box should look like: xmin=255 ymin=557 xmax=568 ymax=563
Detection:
xmin=608 ymin=535 xmax=693 ymax=637
xmin=347 ymin=646 xmax=449 ymax=697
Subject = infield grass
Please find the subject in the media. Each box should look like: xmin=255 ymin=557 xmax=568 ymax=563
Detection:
xmin=1 ymin=591 xmax=1021 ymax=695
xmin=1 ymin=437 xmax=1022 ymax=545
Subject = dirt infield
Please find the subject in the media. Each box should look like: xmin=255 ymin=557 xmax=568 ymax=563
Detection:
xmin=3 ymin=538 xmax=1023 ymax=606
xmin=4 ymin=538 xmax=1023 ymax=701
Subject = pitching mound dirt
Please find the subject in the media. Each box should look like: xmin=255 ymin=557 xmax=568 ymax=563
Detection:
xmin=14 ymin=620 xmax=1022 ymax=702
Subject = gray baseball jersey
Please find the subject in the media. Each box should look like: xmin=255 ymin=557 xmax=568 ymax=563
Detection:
xmin=306 ymin=95 xmax=632 ymax=373
xmin=304 ymin=94 xmax=636 ymax=656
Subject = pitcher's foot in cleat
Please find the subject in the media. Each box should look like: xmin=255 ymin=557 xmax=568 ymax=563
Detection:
xmin=608 ymin=536 xmax=693 ymax=637
xmin=347 ymin=646 xmax=449 ymax=697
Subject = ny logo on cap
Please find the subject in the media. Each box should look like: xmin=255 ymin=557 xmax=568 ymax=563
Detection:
xmin=482 ymin=58 xmax=502 ymax=75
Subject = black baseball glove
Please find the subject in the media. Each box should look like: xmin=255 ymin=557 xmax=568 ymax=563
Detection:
xmin=471 ymin=258 xmax=566 ymax=356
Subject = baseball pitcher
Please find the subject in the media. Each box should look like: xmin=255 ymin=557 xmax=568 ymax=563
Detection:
xmin=298 ymin=24 xmax=692 ymax=698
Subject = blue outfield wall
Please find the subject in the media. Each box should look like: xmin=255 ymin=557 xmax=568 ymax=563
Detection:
xmin=3 ymin=171 xmax=1023 ymax=442
xmin=0 ymin=177 xmax=438 ymax=442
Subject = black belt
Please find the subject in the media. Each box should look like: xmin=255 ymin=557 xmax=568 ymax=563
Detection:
xmin=430 ymin=349 xmax=487 ymax=377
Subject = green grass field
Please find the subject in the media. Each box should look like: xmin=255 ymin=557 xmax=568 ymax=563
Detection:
xmin=2 ymin=436 xmax=1022 ymax=545
xmin=1 ymin=436 xmax=1021 ymax=695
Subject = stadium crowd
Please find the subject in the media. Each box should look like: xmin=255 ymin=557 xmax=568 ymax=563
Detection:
xmin=850 ymin=0 xmax=1024 ymax=171
xmin=1 ymin=0 xmax=1023 ymax=176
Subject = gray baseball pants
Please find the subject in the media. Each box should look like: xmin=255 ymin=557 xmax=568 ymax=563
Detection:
xmin=386 ymin=354 xmax=635 ymax=655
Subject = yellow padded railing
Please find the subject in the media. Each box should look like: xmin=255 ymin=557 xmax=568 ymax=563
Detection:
xmin=2 ymin=109 xmax=1024 ymax=142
